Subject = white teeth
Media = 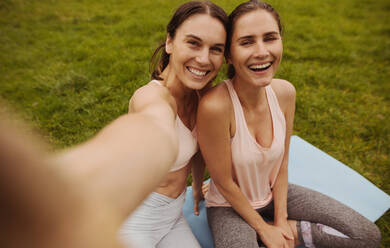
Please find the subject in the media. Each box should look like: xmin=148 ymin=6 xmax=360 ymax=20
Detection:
xmin=188 ymin=67 xmax=207 ymax=76
xmin=249 ymin=62 xmax=271 ymax=70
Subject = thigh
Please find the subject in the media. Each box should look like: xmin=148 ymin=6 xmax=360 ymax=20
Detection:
xmin=120 ymin=210 xmax=162 ymax=248
xmin=157 ymin=213 xmax=200 ymax=248
xmin=119 ymin=192 xmax=182 ymax=248
xmin=286 ymin=184 xmax=381 ymax=248
xmin=207 ymin=207 xmax=259 ymax=248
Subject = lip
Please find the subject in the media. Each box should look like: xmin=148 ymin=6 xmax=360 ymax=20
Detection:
xmin=247 ymin=61 xmax=273 ymax=75
xmin=186 ymin=66 xmax=211 ymax=80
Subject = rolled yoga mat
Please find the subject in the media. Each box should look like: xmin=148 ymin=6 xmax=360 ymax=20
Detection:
xmin=182 ymin=135 xmax=390 ymax=248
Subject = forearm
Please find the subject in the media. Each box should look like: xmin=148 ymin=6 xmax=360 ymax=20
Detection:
xmin=0 ymin=110 xmax=124 ymax=248
xmin=191 ymin=152 xmax=206 ymax=190
xmin=272 ymin=162 xmax=289 ymax=224
xmin=215 ymin=179 xmax=268 ymax=232
xmin=55 ymin=113 xmax=178 ymax=220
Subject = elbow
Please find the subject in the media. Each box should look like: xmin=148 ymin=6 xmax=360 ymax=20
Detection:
xmin=212 ymin=177 xmax=236 ymax=198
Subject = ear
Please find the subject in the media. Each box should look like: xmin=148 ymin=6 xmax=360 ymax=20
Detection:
xmin=165 ymin=35 xmax=173 ymax=54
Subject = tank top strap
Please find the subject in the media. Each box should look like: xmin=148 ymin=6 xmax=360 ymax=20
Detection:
xmin=151 ymin=79 xmax=163 ymax=86
xmin=265 ymin=85 xmax=285 ymax=138
xmin=265 ymin=85 xmax=284 ymax=119
xmin=224 ymin=80 xmax=247 ymax=136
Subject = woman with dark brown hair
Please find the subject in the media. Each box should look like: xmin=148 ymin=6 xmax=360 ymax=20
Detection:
xmin=119 ymin=1 xmax=228 ymax=247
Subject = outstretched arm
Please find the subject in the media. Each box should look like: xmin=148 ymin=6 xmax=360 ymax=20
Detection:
xmin=55 ymin=83 xmax=178 ymax=221
xmin=0 ymin=83 xmax=178 ymax=248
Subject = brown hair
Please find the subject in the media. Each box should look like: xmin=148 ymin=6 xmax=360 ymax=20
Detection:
xmin=226 ymin=0 xmax=282 ymax=79
xmin=150 ymin=1 xmax=228 ymax=80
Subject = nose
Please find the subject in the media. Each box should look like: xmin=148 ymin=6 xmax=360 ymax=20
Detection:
xmin=195 ymin=48 xmax=211 ymax=65
xmin=254 ymin=42 xmax=269 ymax=58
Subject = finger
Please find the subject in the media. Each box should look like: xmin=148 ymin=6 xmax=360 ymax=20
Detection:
xmin=202 ymin=184 xmax=209 ymax=195
xmin=282 ymin=231 xmax=294 ymax=240
xmin=193 ymin=203 xmax=199 ymax=215
xmin=288 ymin=239 xmax=295 ymax=248
xmin=283 ymin=238 xmax=289 ymax=248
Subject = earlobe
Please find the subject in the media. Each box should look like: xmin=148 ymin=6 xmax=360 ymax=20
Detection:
xmin=165 ymin=36 xmax=173 ymax=54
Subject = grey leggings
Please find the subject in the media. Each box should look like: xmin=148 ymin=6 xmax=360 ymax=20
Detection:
xmin=207 ymin=184 xmax=381 ymax=248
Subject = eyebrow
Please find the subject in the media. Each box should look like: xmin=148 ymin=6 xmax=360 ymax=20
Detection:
xmin=185 ymin=34 xmax=202 ymax=41
xmin=236 ymin=31 xmax=280 ymax=41
xmin=185 ymin=34 xmax=225 ymax=47
xmin=236 ymin=35 xmax=255 ymax=42
xmin=264 ymin=31 xmax=280 ymax=36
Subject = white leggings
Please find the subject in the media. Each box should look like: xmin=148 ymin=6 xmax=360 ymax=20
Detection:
xmin=119 ymin=191 xmax=200 ymax=248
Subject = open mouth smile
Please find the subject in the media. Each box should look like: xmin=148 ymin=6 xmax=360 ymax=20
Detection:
xmin=187 ymin=66 xmax=210 ymax=78
xmin=249 ymin=62 xmax=272 ymax=72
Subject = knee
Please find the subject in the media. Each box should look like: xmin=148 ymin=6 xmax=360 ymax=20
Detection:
xmin=214 ymin=238 xmax=258 ymax=248
xmin=353 ymin=222 xmax=381 ymax=248
xmin=365 ymin=223 xmax=381 ymax=248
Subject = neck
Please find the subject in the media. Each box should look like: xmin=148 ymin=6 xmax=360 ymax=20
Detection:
xmin=232 ymin=76 xmax=268 ymax=110
xmin=160 ymin=65 xmax=196 ymax=108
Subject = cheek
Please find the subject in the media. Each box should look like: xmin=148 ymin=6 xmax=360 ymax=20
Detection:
xmin=231 ymin=47 xmax=251 ymax=63
xmin=213 ymin=55 xmax=224 ymax=69
xmin=272 ymin=42 xmax=283 ymax=58
xmin=173 ymin=43 xmax=190 ymax=60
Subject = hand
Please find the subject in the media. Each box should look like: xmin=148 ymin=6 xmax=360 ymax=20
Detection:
xmin=192 ymin=182 xmax=205 ymax=216
xmin=202 ymin=181 xmax=209 ymax=196
xmin=257 ymin=223 xmax=294 ymax=248
xmin=275 ymin=220 xmax=295 ymax=248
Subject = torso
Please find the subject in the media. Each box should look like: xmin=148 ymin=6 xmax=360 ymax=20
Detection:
xmin=205 ymin=79 xmax=288 ymax=208
xmin=149 ymin=80 xmax=198 ymax=198
xmin=155 ymin=164 xmax=192 ymax=198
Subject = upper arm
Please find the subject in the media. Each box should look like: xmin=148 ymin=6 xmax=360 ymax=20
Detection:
xmin=128 ymin=84 xmax=176 ymax=127
xmin=271 ymin=79 xmax=296 ymax=164
xmin=197 ymin=86 xmax=234 ymax=186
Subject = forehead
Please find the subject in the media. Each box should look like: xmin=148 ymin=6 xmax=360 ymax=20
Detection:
xmin=175 ymin=14 xmax=226 ymax=43
xmin=233 ymin=10 xmax=279 ymax=38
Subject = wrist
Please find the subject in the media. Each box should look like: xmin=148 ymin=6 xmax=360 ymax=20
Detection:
xmin=274 ymin=209 xmax=288 ymax=222
xmin=274 ymin=216 xmax=288 ymax=226
xmin=254 ymin=219 xmax=269 ymax=234
xmin=192 ymin=182 xmax=202 ymax=191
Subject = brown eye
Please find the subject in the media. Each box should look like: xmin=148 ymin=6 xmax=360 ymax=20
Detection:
xmin=240 ymin=39 xmax=254 ymax=46
xmin=211 ymin=46 xmax=223 ymax=54
xmin=188 ymin=40 xmax=200 ymax=46
xmin=264 ymin=37 xmax=277 ymax=42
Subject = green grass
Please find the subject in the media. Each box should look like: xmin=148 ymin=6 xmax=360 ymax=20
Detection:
xmin=0 ymin=0 xmax=389 ymax=246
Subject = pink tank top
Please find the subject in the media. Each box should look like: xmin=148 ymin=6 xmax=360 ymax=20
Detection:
xmin=151 ymin=80 xmax=198 ymax=172
xmin=205 ymin=80 xmax=286 ymax=209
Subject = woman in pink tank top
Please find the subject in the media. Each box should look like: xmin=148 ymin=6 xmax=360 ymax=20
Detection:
xmin=119 ymin=2 xmax=228 ymax=248
xmin=197 ymin=1 xmax=380 ymax=248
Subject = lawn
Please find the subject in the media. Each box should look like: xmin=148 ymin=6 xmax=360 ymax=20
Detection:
xmin=0 ymin=0 xmax=389 ymax=246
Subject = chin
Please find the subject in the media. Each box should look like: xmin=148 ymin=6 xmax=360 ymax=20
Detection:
xmin=181 ymin=81 xmax=205 ymax=91
xmin=251 ymin=78 xmax=272 ymax=87
xmin=186 ymin=77 xmax=214 ymax=90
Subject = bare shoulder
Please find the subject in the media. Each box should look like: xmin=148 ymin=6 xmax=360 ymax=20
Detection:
xmin=270 ymin=79 xmax=296 ymax=108
xmin=129 ymin=82 xmax=175 ymax=113
xmin=198 ymin=81 xmax=232 ymax=117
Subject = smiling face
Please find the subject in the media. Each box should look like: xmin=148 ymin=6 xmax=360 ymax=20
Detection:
xmin=165 ymin=14 xmax=226 ymax=90
xmin=229 ymin=9 xmax=283 ymax=87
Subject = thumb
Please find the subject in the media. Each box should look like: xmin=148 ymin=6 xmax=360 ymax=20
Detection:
xmin=193 ymin=202 xmax=199 ymax=215
xmin=282 ymin=231 xmax=294 ymax=240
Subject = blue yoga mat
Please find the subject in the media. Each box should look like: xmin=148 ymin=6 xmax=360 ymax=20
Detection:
xmin=182 ymin=135 xmax=390 ymax=248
